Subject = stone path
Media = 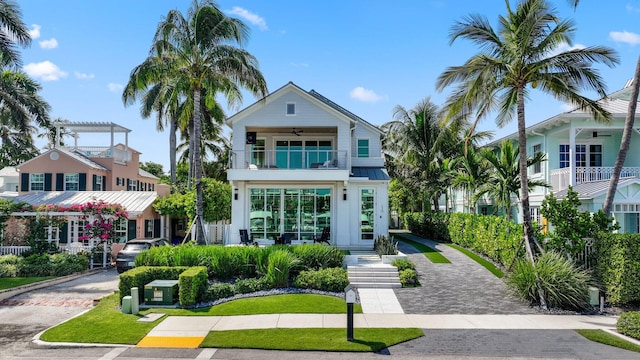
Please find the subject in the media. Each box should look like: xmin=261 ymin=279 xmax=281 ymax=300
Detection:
xmin=392 ymin=232 xmax=537 ymax=314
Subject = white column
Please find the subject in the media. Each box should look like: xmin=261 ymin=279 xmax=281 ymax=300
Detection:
xmin=569 ymin=127 xmax=576 ymax=187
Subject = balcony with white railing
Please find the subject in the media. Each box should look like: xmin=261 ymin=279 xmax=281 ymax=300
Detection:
xmin=68 ymin=146 xmax=132 ymax=163
xmin=550 ymin=166 xmax=640 ymax=191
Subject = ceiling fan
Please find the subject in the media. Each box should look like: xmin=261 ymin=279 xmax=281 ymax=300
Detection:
xmin=592 ymin=131 xmax=611 ymax=138
xmin=291 ymin=128 xmax=303 ymax=136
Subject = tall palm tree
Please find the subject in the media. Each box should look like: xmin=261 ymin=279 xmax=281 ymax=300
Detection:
xmin=452 ymin=145 xmax=490 ymax=213
xmin=0 ymin=0 xmax=31 ymax=67
xmin=475 ymin=140 xmax=548 ymax=220
xmin=436 ymin=0 xmax=618 ymax=266
xmin=132 ymin=0 xmax=267 ymax=244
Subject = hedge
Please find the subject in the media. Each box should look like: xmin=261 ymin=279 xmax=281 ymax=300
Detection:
xmin=404 ymin=212 xmax=450 ymax=241
xmin=292 ymin=268 xmax=349 ymax=292
xmin=595 ymin=232 xmax=640 ymax=305
xmin=617 ymin=311 xmax=640 ymax=340
xmin=178 ymin=266 xmax=208 ymax=306
xmin=118 ymin=266 xmax=188 ymax=302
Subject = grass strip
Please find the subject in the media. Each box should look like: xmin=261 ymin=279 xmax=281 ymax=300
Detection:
xmin=40 ymin=293 xmax=161 ymax=344
xmin=445 ymin=243 xmax=504 ymax=278
xmin=576 ymin=329 xmax=640 ymax=353
xmin=394 ymin=234 xmax=450 ymax=264
xmin=201 ymin=328 xmax=424 ymax=352
xmin=0 ymin=276 xmax=56 ymax=290
xmin=142 ymin=294 xmax=363 ymax=316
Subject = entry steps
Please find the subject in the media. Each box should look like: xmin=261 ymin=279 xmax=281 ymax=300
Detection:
xmin=347 ymin=251 xmax=401 ymax=289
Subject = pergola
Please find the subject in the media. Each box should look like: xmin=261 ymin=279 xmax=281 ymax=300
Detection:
xmin=53 ymin=121 xmax=132 ymax=152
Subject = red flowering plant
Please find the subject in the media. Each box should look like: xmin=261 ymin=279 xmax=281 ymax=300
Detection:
xmin=76 ymin=201 xmax=128 ymax=245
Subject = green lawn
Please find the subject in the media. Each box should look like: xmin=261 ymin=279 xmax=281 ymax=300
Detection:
xmin=0 ymin=276 xmax=56 ymax=290
xmin=201 ymin=328 xmax=424 ymax=352
xmin=576 ymin=329 xmax=640 ymax=353
xmin=446 ymin=243 xmax=504 ymax=278
xmin=394 ymin=235 xmax=450 ymax=263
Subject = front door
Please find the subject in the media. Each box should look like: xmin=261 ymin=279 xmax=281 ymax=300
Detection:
xmin=359 ymin=188 xmax=375 ymax=244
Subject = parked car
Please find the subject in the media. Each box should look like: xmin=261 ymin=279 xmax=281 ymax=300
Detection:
xmin=115 ymin=238 xmax=170 ymax=273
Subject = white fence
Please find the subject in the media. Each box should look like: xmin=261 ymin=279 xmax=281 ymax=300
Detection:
xmin=575 ymin=237 xmax=596 ymax=270
xmin=0 ymin=243 xmax=110 ymax=268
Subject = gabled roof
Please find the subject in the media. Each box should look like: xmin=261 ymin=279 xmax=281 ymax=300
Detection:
xmin=139 ymin=168 xmax=159 ymax=179
xmin=225 ymin=81 xmax=384 ymax=135
xmin=553 ymin=177 xmax=640 ymax=199
xmin=13 ymin=191 xmax=158 ymax=216
xmin=0 ymin=167 xmax=18 ymax=177
xmin=17 ymin=148 xmax=108 ymax=171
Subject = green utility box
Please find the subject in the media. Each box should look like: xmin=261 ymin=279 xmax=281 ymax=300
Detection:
xmin=144 ymin=280 xmax=179 ymax=305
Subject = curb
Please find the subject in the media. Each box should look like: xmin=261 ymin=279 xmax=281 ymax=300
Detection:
xmin=0 ymin=267 xmax=108 ymax=301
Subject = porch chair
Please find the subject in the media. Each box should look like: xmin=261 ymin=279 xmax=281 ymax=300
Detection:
xmin=276 ymin=233 xmax=292 ymax=245
xmin=313 ymin=227 xmax=330 ymax=244
xmin=239 ymin=229 xmax=256 ymax=246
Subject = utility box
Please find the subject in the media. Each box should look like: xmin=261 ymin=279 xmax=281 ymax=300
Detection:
xmin=144 ymin=280 xmax=179 ymax=305
xmin=588 ymin=286 xmax=600 ymax=306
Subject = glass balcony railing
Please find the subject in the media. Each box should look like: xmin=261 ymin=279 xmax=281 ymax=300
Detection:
xmin=229 ymin=150 xmax=347 ymax=170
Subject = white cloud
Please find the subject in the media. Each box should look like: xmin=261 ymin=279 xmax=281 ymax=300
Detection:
xmin=108 ymin=83 xmax=123 ymax=92
xmin=28 ymin=24 xmax=41 ymax=39
xmin=39 ymin=38 xmax=58 ymax=49
xmin=349 ymin=87 xmax=386 ymax=103
xmin=626 ymin=4 xmax=640 ymax=13
xmin=609 ymin=31 xmax=640 ymax=46
xmin=75 ymin=71 xmax=94 ymax=80
xmin=23 ymin=61 xmax=67 ymax=81
xmin=227 ymin=7 xmax=268 ymax=31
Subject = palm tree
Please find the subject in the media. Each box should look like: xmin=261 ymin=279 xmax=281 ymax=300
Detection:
xmin=436 ymin=0 xmax=618 ymax=267
xmin=475 ymin=140 xmax=548 ymax=220
xmin=131 ymin=0 xmax=267 ymax=244
xmin=452 ymin=145 xmax=490 ymax=213
xmin=0 ymin=0 xmax=31 ymax=67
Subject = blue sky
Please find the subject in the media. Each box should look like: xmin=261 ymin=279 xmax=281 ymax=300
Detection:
xmin=17 ymin=1 xmax=640 ymax=170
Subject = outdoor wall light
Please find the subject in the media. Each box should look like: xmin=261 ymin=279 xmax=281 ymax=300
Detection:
xmin=343 ymin=188 xmax=347 ymax=201
xmin=234 ymin=188 xmax=238 ymax=200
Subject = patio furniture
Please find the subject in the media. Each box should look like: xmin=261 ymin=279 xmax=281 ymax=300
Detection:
xmin=275 ymin=233 xmax=292 ymax=245
xmin=313 ymin=227 xmax=330 ymax=244
xmin=239 ymin=229 xmax=255 ymax=246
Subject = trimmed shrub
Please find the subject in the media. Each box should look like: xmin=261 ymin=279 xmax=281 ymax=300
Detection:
xmin=118 ymin=266 xmax=188 ymax=302
xmin=617 ymin=311 xmax=640 ymax=340
xmin=0 ymin=254 xmax=21 ymax=265
xmin=178 ymin=266 xmax=208 ymax=306
xmin=205 ymin=283 xmax=236 ymax=301
xmin=0 ymin=255 xmax=21 ymax=277
xmin=374 ymin=235 xmax=397 ymax=256
xmin=50 ymin=253 xmax=89 ymax=276
xmin=404 ymin=211 xmax=450 ymax=241
xmin=17 ymin=254 xmax=52 ymax=277
xmin=293 ymin=267 xmax=349 ymax=292
xmin=595 ymin=232 xmax=640 ymax=305
xmin=392 ymin=258 xmax=415 ymax=271
xmin=233 ymin=276 xmax=270 ymax=294
xmin=507 ymin=251 xmax=591 ymax=310
xmin=266 ymin=250 xmax=298 ymax=288
xmin=398 ymin=269 xmax=419 ymax=287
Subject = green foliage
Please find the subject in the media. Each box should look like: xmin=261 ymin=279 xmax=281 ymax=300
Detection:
xmin=118 ymin=266 xmax=188 ymax=302
xmin=395 ymin=235 xmax=451 ymax=264
xmin=292 ymin=267 xmax=349 ymax=292
xmin=404 ymin=212 xmax=450 ymax=241
xmin=205 ymin=283 xmax=236 ymax=301
xmin=154 ymin=178 xmax=231 ymax=222
xmin=0 ymin=200 xmax=25 ymax=241
xmin=507 ymin=251 xmax=592 ymax=310
xmin=266 ymin=250 xmax=298 ymax=288
xmin=541 ymin=187 xmax=617 ymax=258
xmin=178 ymin=266 xmax=208 ymax=306
xmin=290 ymin=244 xmax=344 ymax=272
xmin=17 ymin=254 xmax=52 ymax=276
xmin=374 ymin=235 xmax=398 ymax=256
xmin=398 ymin=269 xmax=419 ymax=287
xmin=391 ymin=258 xmax=415 ymax=271
xmin=595 ymin=232 xmax=640 ymax=304
xmin=0 ymin=263 xmax=17 ymax=277
xmin=5 ymin=253 xmax=87 ymax=277
xmin=140 ymin=161 xmax=165 ymax=178
xmin=50 ymin=253 xmax=89 ymax=276
xmin=233 ymin=277 xmax=270 ymax=294
xmin=617 ymin=312 xmax=640 ymax=340
xmin=448 ymin=213 xmax=523 ymax=268
xmin=576 ymin=329 xmax=640 ymax=353
xmin=0 ymin=254 xmax=20 ymax=265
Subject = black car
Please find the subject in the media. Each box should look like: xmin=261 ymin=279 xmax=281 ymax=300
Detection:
xmin=115 ymin=238 xmax=170 ymax=273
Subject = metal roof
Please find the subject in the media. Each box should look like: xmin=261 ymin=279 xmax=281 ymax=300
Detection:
xmin=139 ymin=168 xmax=159 ymax=179
xmin=0 ymin=167 xmax=18 ymax=177
xmin=13 ymin=191 xmax=158 ymax=216
xmin=553 ymin=177 xmax=640 ymax=199
xmin=351 ymin=167 xmax=389 ymax=180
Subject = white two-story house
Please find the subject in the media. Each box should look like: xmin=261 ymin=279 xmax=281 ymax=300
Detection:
xmin=479 ymin=81 xmax=640 ymax=232
xmin=226 ymin=82 xmax=389 ymax=249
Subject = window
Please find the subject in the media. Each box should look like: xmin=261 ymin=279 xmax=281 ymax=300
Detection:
xmin=575 ymin=144 xmax=586 ymax=167
xmin=30 ymin=173 xmax=44 ymax=191
xmin=533 ymin=144 xmax=542 ymax=174
xmin=251 ymin=139 xmax=266 ymax=167
xmin=590 ymin=145 xmax=602 ymax=167
xmin=530 ymin=207 xmax=541 ymax=225
xmin=357 ymin=139 xmax=369 ymax=158
xmin=559 ymin=144 xmax=570 ymax=168
xmin=95 ymin=175 xmax=103 ymax=191
xmin=65 ymin=173 xmax=79 ymax=191
xmin=128 ymin=179 xmax=138 ymax=191
xmin=286 ymin=103 xmax=296 ymax=115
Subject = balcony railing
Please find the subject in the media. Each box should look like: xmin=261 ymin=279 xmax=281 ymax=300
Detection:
xmin=550 ymin=166 xmax=640 ymax=191
xmin=69 ymin=146 xmax=131 ymax=163
xmin=229 ymin=150 xmax=348 ymax=170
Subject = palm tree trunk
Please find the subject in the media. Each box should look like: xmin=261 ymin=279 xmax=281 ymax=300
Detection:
xmin=169 ymin=116 xmax=177 ymax=184
xmin=193 ymin=88 xmax=205 ymax=245
xmin=603 ymin=55 xmax=640 ymax=217
xmin=517 ymin=88 xmax=547 ymax=310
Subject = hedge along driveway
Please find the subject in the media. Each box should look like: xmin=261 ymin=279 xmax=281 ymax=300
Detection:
xmin=390 ymin=231 xmax=536 ymax=314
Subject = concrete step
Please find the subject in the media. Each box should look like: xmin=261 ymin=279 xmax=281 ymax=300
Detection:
xmin=347 ymin=265 xmax=397 ymax=272
xmin=347 ymin=263 xmax=402 ymax=289
xmin=349 ymin=281 xmax=402 ymax=289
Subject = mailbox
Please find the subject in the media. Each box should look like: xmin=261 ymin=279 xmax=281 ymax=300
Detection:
xmin=345 ymin=284 xmax=358 ymax=303
xmin=144 ymin=280 xmax=179 ymax=305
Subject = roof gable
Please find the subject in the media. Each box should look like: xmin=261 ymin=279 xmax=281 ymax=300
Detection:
xmin=17 ymin=148 xmax=108 ymax=171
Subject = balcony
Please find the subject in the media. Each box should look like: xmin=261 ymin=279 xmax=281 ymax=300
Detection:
xmin=69 ymin=146 xmax=132 ymax=163
xmin=550 ymin=167 xmax=640 ymax=191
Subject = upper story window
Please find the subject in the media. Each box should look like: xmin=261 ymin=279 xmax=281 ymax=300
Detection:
xmin=65 ymin=173 xmax=79 ymax=191
xmin=559 ymin=144 xmax=570 ymax=168
xmin=30 ymin=173 xmax=44 ymax=191
xmin=575 ymin=144 xmax=587 ymax=167
xmin=357 ymin=139 xmax=369 ymax=158
xmin=532 ymin=144 xmax=542 ymax=174
xmin=94 ymin=175 xmax=103 ymax=191
xmin=286 ymin=103 xmax=296 ymax=116
xmin=590 ymin=145 xmax=602 ymax=167
xmin=128 ymin=179 xmax=138 ymax=191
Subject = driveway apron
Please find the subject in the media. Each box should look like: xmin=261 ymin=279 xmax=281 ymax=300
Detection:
xmin=392 ymin=232 xmax=537 ymax=314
